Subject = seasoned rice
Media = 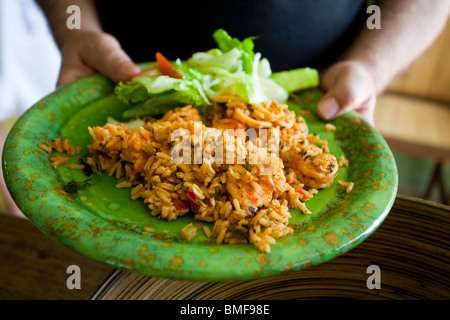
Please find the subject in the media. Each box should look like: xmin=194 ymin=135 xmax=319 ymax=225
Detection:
xmin=38 ymin=138 xmax=81 ymax=156
xmin=68 ymin=96 xmax=343 ymax=252
xmin=68 ymin=164 xmax=85 ymax=170
xmin=50 ymin=156 xmax=67 ymax=169
xmin=40 ymin=138 xmax=83 ymax=170
xmin=338 ymin=180 xmax=354 ymax=193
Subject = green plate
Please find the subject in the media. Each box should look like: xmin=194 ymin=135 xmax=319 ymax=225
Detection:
xmin=2 ymin=71 xmax=398 ymax=282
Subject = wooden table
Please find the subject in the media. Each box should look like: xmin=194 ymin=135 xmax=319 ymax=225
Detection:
xmin=0 ymin=213 xmax=114 ymax=299
xmin=1 ymin=195 xmax=449 ymax=300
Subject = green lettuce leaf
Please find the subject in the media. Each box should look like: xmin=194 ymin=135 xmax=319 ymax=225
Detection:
xmin=212 ymin=29 xmax=255 ymax=74
xmin=115 ymin=76 xmax=189 ymax=104
xmin=270 ymin=68 xmax=319 ymax=93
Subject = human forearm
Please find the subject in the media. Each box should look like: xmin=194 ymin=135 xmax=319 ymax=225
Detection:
xmin=317 ymin=0 xmax=450 ymax=124
xmin=37 ymin=0 xmax=140 ymax=86
xmin=343 ymin=0 xmax=450 ymax=94
xmin=36 ymin=0 xmax=102 ymax=49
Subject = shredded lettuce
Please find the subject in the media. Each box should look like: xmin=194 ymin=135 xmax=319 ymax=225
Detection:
xmin=116 ymin=76 xmax=197 ymax=102
xmin=116 ymin=75 xmax=209 ymax=118
xmin=188 ymin=48 xmax=242 ymax=74
xmin=115 ymin=29 xmax=318 ymax=118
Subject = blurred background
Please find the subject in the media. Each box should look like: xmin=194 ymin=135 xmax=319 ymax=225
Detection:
xmin=374 ymin=16 xmax=450 ymax=206
xmin=0 ymin=0 xmax=449 ymax=217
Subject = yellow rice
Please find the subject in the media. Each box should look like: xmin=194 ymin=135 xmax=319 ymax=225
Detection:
xmin=80 ymin=95 xmax=342 ymax=253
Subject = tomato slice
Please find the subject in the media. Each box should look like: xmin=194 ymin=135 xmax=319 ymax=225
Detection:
xmin=156 ymin=52 xmax=183 ymax=79
xmin=186 ymin=191 xmax=199 ymax=212
xmin=173 ymin=198 xmax=190 ymax=211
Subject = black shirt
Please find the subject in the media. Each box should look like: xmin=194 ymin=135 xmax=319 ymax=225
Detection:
xmin=96 ymin=0 xmax=366 ymax=72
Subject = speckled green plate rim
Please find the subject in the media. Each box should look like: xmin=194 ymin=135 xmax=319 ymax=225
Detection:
xmin=2 ymin=70 xmax=398 ymax=282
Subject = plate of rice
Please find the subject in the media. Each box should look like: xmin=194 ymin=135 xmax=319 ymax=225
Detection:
xmin=2 ymin=30 xmax=397 ymax=281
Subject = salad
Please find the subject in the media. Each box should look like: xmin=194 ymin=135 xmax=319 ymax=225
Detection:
xmin=114 ymin=29 xmax=319 ymax=118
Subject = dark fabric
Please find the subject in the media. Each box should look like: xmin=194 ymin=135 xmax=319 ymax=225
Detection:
xmin=95 ymin=0 xmax=366 ymax=71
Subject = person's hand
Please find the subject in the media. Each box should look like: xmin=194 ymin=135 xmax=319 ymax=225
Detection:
xmin=316 ymin=61 xmax=376 ymax=126
xmin=57 ymin=30 xmax=141 ymax=87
